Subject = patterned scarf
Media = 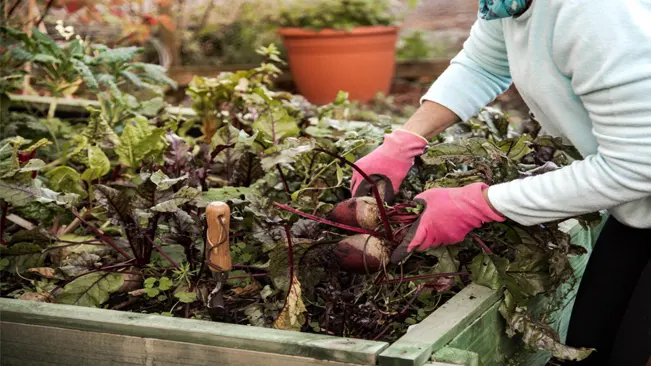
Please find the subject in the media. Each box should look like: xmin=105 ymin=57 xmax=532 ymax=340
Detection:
xmin=478 ymin=0 xmax=531 ymax=20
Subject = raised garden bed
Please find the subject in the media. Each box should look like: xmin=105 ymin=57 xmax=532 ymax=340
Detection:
xmin=0 ymin=217 xmax=605 ymax=366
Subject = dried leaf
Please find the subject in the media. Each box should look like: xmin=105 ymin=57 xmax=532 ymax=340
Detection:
xmin=499 ymin=304 xmax=595 ymax=361
xmin=19 ymin=292 xmax=53 ymax=302
xmin=273 ymin=275 xmax=306 ymax=331
xmin=28 ymin=267 xmax=56 ymax=279
xmin=231 ymin=281 xmax=262 ymax=297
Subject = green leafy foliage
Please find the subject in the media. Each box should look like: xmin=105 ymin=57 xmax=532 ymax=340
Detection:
xmin=397 ymin=30 xmax=432 ymax=61
xmin=0 ymin=243 xmax=47 ymax=273
xmin=252 ymin=108 xmax=300 ymax=144
xmin=276 ymin=0 xmax=406 ymax=30
xmin=116 ymin=116 xmax=167 ymax=168
xmin=0 ymin=43 xmax=600 ymax=355
xmin=0 ymin=179 xmax=79 ymax=207
xmin=56 ymin=272 xmax=124 ymax=307
xmin=81 ymin=146 xmax=111 ymax=182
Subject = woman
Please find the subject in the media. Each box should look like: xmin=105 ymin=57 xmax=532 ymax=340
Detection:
xmin=350 ymin=0 xmax=651 ymax=364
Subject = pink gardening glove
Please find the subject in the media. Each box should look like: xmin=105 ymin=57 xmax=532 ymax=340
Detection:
xmin=390 ymin=183 xmax=505 ymax=263
xmin=350 ymin=129 xmax=428 ymax=204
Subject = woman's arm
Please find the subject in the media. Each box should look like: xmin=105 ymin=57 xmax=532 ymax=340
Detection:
xmin=487 ymin=0 xmax=651 ymax=227
xmin=401 ymin=17 xmax=512 ymax=140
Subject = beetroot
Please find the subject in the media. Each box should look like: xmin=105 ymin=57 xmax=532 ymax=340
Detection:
xmin=333 ymin=234 xmax=389 ymax=273
xmin=326 ymin=197 xmax=380 ymax=231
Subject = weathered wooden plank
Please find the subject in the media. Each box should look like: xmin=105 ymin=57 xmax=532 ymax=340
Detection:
xmin=1 ymin=322 xmax=364 ymax=366
xmin=7 ymin=94 xmax=197 ymax=118
xmin=432 ymin=347 xmax=480 ymax=366
xmin=167 ymin=60 xmax=451 ymax=87
xmin=7 ymin=93 xmax=406 ymax=131
xmin=378 ymin=283 xmax=503 ymax=366
xmin=0 ymin=299 xmax=388 ymax=365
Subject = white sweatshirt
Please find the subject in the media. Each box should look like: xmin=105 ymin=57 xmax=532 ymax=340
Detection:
xmin=421 ymin=0 xmax=651 ymax=228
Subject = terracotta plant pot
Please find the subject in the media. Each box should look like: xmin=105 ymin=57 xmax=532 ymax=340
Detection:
xmin=277 ymin=26 xmax=399 ymax=105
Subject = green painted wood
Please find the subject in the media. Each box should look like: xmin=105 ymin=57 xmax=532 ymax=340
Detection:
xmin=431 ymin=347 xmax=480 ymax=366
xmin=437 ymin=215 xmax=608 ymax=366
xmin=378 ymin=284 xmax=502 ymax=366
xmin=0 ymin=298 xmax=388 ymax=365
xmin=437 ymin=301 xmax=518 ymax=365
xmin=1 ymin=322 xmax=365 ymax=366
xmin=381 ymin=216 xmax=607 ymax=366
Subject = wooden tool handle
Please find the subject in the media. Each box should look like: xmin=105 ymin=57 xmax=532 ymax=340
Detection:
xmin=206 ymin=201 xmax=232 ymax=272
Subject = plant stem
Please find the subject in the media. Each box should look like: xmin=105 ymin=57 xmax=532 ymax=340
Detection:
xmin=273 ymin=202 xmax=383 ymax=237
xmin=273 ymin=225 xmax=295 ymax=323
xmin=314 ymin=148 xmax=393 ymax=241
xmin=377 ymin=272 xmax=470 ymax=285
xmin=59 ymin=209 xmax=91 ymax=236
xmin=100 ymin=260 xmax=136 ymax=271
xmin=373 ymin=284 xmax=426 ymax=341
xmin=470 ymin=233 xmax=493 ymax=254
xmin=0 ymin=202 xmax=7 ymax=246
xmin=35 ymin=0 xmax=54 ymax=27
xmin=70 ymin=209 xmax=133 ymax=261
xmin=46 ymin=97 xmax=60 ymax=153
xmin=6 ymin=0 xmax=22 ymax=18
xmin=43 ymin=242 xmax=105 ymax=252
xmin=223 ymin=273 xmax=268 ymax=281
xmin=231 ymin=264 xmax=268 ymax=271
xmin=276 ymin=165 xmax=290 ymax=194
xmin=144 ymin=234 xmax=180 ymax=269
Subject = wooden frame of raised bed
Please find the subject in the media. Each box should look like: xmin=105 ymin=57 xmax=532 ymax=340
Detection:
xmin=0 ymin=217 xmax=606 ymax=366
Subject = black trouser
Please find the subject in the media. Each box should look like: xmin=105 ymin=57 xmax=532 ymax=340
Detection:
xmin=566 ymin=217 xmax=651 ymax=365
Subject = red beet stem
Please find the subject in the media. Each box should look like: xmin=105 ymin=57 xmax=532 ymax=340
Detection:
xmin=377 ymin=272 xmax=470 ymax=285
xmin=470 ymin=233 xmax=493 ymax=254
xmin=273 ymin=202 xmax=384 ymax=237
xmin=314 ymin=148 xmax=394 ymax=242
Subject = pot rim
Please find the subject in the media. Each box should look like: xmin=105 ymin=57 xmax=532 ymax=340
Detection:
xmin=277 ymin=25 xmax=399 ymax=38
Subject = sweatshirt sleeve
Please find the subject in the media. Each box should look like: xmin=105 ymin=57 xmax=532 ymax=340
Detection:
xmin=487 ymin=0 xmax=651 ymax=227
xmin=420 ymin=18 xmax=512 ymax=121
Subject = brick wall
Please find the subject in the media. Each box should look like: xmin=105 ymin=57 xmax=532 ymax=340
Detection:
xmin=403 ymin=0 xmax=478 ymax=31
